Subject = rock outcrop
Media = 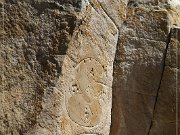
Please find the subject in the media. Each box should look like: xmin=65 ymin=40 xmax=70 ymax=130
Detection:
xmin=0 ymin=0 xmax=179 ymax=135
xmin=111 ymin=0 xmax=180 ymax=135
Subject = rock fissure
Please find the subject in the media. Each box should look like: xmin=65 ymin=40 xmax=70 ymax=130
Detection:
xmin=96 ymin=1 xmax=119 ymax=30
xmin=109 ymin=31 xmax=124 ymax=135
xmin=1 ymin=0 xmax=180 ymax=134
xmin=147 ymin=28 xmax=172 ymax=135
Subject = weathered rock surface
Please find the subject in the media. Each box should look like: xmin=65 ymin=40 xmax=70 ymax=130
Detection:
xmin=111 ymin=6 xmax=170 ymax=135
xmin=111 ymin=1 xmax=180 ymax=135
xmin=0 ymin=0 xmax=180 ymax=135
xmin=0 ymin=0 xmax=118 ymax=134
xmin=148 ymin=27 xmax=180 ymax=135
xmin=0 ymin=0 xmax=79 ymax=134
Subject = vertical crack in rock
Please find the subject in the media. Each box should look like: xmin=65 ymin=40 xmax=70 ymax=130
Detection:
xmin=89 ymin=2 xmax=122 ymax=134
xmin=147 ymin=28 xmax=172 ymax=135
xmin=110 ymin=3 xmax=172 ymax=134
xmin=109 ymin=32 xmax=121 ymax=135
xmin=61 ymin=1 xmax=119 ymax=134
xmin=88 ymin=0 xmax=119 ymax=30
xmin=3 ymin=0 xmax=179 ymax=134
xmin=96 ymin=1 xmax=119 ymax=29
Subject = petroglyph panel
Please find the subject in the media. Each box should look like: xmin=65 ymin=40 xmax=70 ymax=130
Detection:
xmin=67 ymin=58 xmax=104 ymax=127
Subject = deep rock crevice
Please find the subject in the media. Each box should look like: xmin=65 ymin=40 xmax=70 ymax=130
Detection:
xmin=147 ymin=28 xmax=172 ymax=135
xmin=1 ymin=0 xmax=180 ymax=134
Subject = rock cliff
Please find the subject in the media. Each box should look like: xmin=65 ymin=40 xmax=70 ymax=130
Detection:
xmin=0 ymin=0 xmax=179 ymax=135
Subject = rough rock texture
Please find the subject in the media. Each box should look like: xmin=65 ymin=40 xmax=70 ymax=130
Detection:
xmin=111 ymin=7 xmax=170 ymax=135
xmin=0 ymin=0 xmax=180 ymax=135
xmin=0 ymin=0 xmax=118 ymax=134
xmin=0 ymin=0 xmax=80 ymax=134
xmin=148 ymin=28 xmax=180 ymax=135
xmin=111 ymin=1 xmax=180 ymax=135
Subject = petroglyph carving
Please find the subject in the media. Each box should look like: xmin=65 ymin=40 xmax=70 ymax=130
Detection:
xmin=67 ymin=58 xmax=104 ymax=127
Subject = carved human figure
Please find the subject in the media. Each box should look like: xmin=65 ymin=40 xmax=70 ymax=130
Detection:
xmin=67 ymin=58 xmax=104 ymax=127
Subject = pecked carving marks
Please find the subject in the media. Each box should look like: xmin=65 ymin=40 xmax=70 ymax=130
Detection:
xmin=68 ymin=94 xmax=102 ymax=127
xmin=67 ymin=58 xmax=104 ymax=127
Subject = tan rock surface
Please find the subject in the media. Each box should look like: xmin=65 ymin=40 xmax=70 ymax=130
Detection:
xmin=0 ymin=0 xmax=180 ymax=135
xmin=148 ymin=27 xmax=180 ymax=135
xmin=111 ymin=6 xmax=170 ymax=135
xmin=1 ymin=0 xmax=118 ymax=134
xmin=111 ymin=1 xmax=180 ymax=135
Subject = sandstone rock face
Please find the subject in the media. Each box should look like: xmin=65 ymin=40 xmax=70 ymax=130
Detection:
xmin=0 ymin=0 xmax=180 ymax=135
xmin=0 ymin=0 xmax=79 ymax=134
xmin=111 ymin=1 xmax=180 ymax=135
xmin=0 ymin=0 xmax=118 ymax=134
xmin=111 ymin=7 xmax=170 ymax=135
xmin=148 ymin=28 xmax=180 ymax=135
